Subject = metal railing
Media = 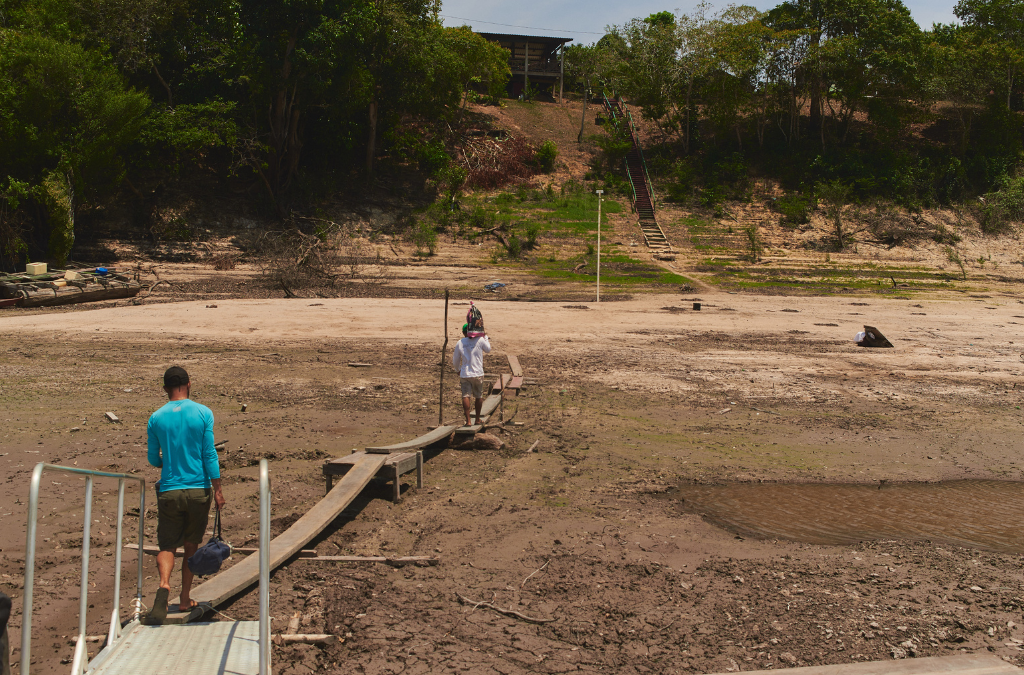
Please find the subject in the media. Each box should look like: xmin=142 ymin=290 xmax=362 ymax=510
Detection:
xmin=624 ymin=157 xmax=638 ymax=212
xmin=614 ymin=100 xmax=655 ymax=208
xmin=21 ymin=464 xmax=146 ymax=675
xmin=258 ymin=458 xmax=271 ymax=675
xmin=603 ymin=93 xmax=657 ymax=214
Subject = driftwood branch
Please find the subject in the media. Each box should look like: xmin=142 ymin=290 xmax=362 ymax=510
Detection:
xmin=521 ymin=558 xmax=550 ymax=589
xmin=456 ymin=593 xmax=555 ymax=624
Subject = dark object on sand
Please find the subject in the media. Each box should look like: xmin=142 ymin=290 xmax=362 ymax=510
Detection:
xmin=857 ymin=325 xmax=894 ymax=348
xmin=1 ymin=590 xmax=10 ymax=675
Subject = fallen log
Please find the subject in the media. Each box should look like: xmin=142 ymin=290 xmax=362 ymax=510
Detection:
xmin=305 ymin=555 xmax=437 ymax=566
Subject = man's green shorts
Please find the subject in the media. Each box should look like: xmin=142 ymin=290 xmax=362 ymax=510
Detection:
xmin=156 ymin=487 xmax=212 ymax=551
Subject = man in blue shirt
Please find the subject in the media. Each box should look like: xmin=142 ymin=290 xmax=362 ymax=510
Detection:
xmin=145 ymin=366 xmax=226 ymax=623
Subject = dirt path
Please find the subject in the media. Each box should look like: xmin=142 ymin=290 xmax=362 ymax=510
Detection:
xmin=1 ymin=293 xmax=1023 ymax=674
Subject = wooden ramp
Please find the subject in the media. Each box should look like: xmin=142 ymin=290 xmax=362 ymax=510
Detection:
xmin=162 ymin=453 xmax=388 ymax=623
xmin=707 ymin=654 xmax=1020 ymax=675
xmin=366 ymin=424 xmax=459 ymax=454
xmin=367 ymin=392 xmax=503 ymax=453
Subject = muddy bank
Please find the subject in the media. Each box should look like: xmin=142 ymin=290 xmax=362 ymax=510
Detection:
xmin=0 ymin=295 xmax=1022 ymax=673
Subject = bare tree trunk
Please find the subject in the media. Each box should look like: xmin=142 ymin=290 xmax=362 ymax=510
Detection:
xmin=152 ymin=63 xmax=173 ymax=108
xmin=578 ymin=79 xmax=588 ymax=144
xmin=808 ymin=31 xmax=822 ymax=133
xmin=684 ymin=79 xmax=693 ymax=155
xmin=1009 ymin=64 xmax=1016 ymax=111
xmin=366 ymin=99 xmax=378 ymax=176
xmin=267 ymin=31 xmax=300 ymax=199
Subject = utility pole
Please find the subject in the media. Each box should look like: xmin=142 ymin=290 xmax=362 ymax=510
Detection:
xmin=438 ymin=289 xmax=449 ymax=426
xmin=523 ymin=41 xmax=530 ymax=100
xmin=558 ymin=43 xmax=565 ymax=104
xmin=595 ymin=190 xmax=603 ymax=303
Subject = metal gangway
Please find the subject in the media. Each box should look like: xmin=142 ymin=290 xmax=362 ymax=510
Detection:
xmin=21 ymin=460 xmax=273 ymax=675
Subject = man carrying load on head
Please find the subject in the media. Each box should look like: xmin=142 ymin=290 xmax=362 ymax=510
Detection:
xmin=453 ymin=303 xmax=491 ymax=427
xmin=145 ymin=366 xmax=226 ymax=624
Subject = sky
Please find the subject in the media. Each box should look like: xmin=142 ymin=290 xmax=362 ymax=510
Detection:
xmin=439 ymin=0 xmax=959 ymax=44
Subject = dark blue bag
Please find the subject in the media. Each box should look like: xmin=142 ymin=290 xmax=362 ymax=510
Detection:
xmin=187 ymin=509 xmax=231 ymax=577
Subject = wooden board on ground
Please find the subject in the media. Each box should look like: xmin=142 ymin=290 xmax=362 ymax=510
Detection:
xmin=706 ymin=654 xmax=1020 ymax=675
xmin=479 ymin=392 xmax=502 ymax=417
xmin=455 ymin=424 xmax=482 ymax=434
xmin=162 ymin=452 xmax=388 ymax=624
xmin=507 ymin=376 xmax=523 ymax=391
xmin=491 ymin=374 xmax=512 ymax=394
xmin=366 ymin=424 xmax=458 ymax=454
xmin=125 ymin=543 xmax=317 ymax=558
xmin=507 ymin=355 xmax=523 ymax=377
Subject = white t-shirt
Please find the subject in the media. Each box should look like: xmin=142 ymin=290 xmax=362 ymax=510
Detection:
xmin=452 ymin=336 xmax=491 ymax=378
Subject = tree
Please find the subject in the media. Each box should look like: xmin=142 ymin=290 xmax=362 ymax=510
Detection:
xmin=607 ymin=12 xmax=682 ymax=137
xmin=926 ymin=24 xmax=993 ymax=155
xmin=438 ymin=27 xmax=510 ymax=114
xmin=0 ymin=29 xmax=149 ymax=262
xmin=564 ymin=43 xmax=605 ymax=144
xmin=954 ymin=0 xmax=1024 ymax=110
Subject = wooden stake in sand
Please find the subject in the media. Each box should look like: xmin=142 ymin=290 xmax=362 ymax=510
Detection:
xmin=439 ymin=289 xmax=450 ymax=426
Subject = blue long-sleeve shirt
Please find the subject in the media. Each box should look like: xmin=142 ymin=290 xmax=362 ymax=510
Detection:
xmin=147 ymin=398 xmax=220 ymax=492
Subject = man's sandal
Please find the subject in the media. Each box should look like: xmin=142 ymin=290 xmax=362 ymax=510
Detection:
xmin=142 ymin=588 xmax=169 ymax=625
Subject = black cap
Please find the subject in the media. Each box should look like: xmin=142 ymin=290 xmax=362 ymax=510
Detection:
xmin=164 ymin=366 xmax=190 ymax=387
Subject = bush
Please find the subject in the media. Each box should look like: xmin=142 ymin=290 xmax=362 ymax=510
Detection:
xmin=524 ymin=223 xmax=541 ymax=249
xmin=410 ymin=221 xmax=438 ymax=255
xmin=744 ymin=224 xmax=763 ymax=262
xmin=978 ymin=174 xmax=1024 ymax=234
xmin=665 ymin=159 xmax=697 ymax=203
xmin=505 ymin=235 xmax=523 ymax=259
xmin=536 ymin=141 xmax=558 ymax=173
xmin=774 ymin=193 xmax=813 ymax=227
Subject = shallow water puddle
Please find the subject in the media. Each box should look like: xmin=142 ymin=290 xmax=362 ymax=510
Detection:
xmin=671 ymin=480 xmax=1024 ymax=553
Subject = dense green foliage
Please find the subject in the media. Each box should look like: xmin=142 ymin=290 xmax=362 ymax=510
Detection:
xmin=576 ymin=0 xmax=1024 ymax=213
xmin=0 ymin=0 xmax=509 ymax=267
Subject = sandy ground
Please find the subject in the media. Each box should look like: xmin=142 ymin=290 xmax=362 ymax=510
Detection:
xmin=2 ymin=292 xmax=1024 ymax=674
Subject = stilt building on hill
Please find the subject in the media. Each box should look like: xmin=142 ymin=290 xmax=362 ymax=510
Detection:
xmin=476 ymin=32 xmax=572 ymax=102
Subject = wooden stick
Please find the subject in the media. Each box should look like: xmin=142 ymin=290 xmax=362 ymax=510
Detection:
xmin=456 ymin=593 xmax=555 ymax=624
xmin=125 ymin=543 xmax=317 ymax=558
xmin=527 ymin=440 xmax=540 ymax=453
xmin=273 ymin=634 xmax=338 ymax=645
xmin=521 ymin=558 xmax=550 ymax=588
xmin=440 ymin=289 xmax=449 ymax=426
xmin=305 ymin=555 xmax=437 ymax=566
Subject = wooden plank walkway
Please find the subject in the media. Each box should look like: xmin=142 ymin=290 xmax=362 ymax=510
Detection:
xmin=366 ymin=391 xmax=503 ymax=453
xmin=366 ymin=424 xmax=459 ymax=454
xmin=707 ymin=654 xmax=1020 ymax=675
xmin=162 ymin=453 xmax=388 ymax=623
xmin=507 ymin=355 xmax=523 ymax=377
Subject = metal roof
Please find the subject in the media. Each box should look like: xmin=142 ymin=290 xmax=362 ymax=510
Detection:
xmin=476 ymin=32 xmax=573 ymax=44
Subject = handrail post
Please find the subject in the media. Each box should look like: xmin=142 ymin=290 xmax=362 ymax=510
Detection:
xmin=70 ymin=476 xmax=94 ymax=675
xmin=21 ymin=465 xmax=44 ymax=675
xmin=134 ymin=482 xmax=145 ymax=621
xmin=259 ymin=459 xmax=271 ymax=675
xmin=107 ymin=479 xmax=126 ymax=646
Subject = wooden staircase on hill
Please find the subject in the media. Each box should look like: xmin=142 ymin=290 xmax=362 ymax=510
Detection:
xmin=603 ymin=95 xmax=671 ymax=251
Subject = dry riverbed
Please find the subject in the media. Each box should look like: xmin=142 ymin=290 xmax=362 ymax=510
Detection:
xmin=1 ymin=292 xmax=1023 ymax=674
